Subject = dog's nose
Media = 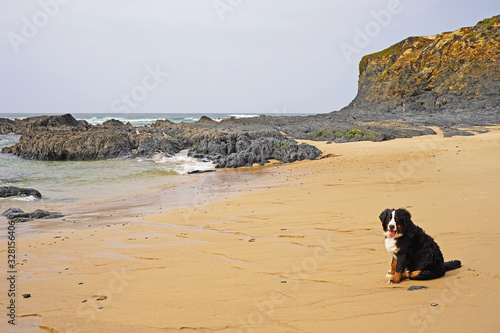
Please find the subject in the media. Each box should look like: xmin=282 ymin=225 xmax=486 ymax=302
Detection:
xmin=389 ymin=225 xmax=395 ymax=231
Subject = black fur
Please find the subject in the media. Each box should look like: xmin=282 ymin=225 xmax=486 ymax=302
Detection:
xmin=379 ymin=208 xmax=461 ymax=281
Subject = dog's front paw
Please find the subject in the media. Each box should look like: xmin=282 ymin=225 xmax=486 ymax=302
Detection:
xmin=386 ymin=273 xmax=393 ymax=279
xmin=390 ymin=272 xmax=402 ymax=283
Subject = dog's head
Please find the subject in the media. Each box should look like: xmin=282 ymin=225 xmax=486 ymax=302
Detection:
xmin=379 ymin=208 xmax=414 ymax=239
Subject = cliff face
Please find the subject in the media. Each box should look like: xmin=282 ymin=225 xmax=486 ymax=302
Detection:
xmin=348 ymin=16 xmax=500 ymax=112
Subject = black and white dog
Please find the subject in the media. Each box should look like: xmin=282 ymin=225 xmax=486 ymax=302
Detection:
xmin=379 ymin=208 xmax=461 ymax=283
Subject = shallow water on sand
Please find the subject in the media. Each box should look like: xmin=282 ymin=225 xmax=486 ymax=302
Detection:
xmin=0 ymin=134 xmax=214 ymax=214
xmin=1 ymin=131 xmax=278 ymax=236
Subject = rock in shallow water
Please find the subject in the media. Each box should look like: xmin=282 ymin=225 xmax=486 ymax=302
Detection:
xmin=2 ymin=208 xmax=64 ymax=223
xmin=190 ymin=135 xmax=322 ymax=168
xmin=0 ymin=186 xmax=42 ymax=199
xmin=187 ymin=169 xmax=217 ymax=174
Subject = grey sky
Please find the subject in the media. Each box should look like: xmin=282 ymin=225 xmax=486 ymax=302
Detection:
xmin=1 ymin=0 xmax=499 ymax=114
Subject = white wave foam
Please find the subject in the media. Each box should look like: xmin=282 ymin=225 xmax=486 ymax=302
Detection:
xmin=229 ymin=114 xmax=259 ymax=119
xmin=86 ymin=116 xmax=160 ymax=126
xmin=0 ymin=195 xmax=39 ymax=202
xmin=86 ymin=116 xmax=111 ymax=125
xmin=154 ymin=150 xmax=214 ymax=175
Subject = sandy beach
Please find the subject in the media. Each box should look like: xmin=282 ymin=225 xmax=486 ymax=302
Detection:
xmin=2 ymin=126 xmax=500 ymax=332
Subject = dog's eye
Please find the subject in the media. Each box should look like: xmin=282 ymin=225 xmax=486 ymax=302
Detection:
xmin=395 ymin=217 xmax=398 ymax=220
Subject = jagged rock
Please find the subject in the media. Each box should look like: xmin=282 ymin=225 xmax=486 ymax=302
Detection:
xmin=0 ymin=114 xmax=88 ymax=135
xmin=150 ymin=119 xmax=175 ymax=128
xmin=196 ymin=116 xmax=216 ymax=123
xmin=132 ymin=132 xmax=183 ymax=157
xmin=197 ymin=137 xmax=322 ymax=168
xmin=0 ymin=186 xmax=42 ymax=199
xmin=2 ymin=208 xmax=64 ymax=223
xmin=2 ymin=208 xmax=24 ymax=216
xmin=100 ymin=119 xmax=131 ymax=129
xmin=0 ymin=118 xmax=16 ymax=134
xmin=4 ymin=130 xmax=134 ymax=160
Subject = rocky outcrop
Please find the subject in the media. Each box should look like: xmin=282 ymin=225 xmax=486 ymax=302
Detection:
xmin=0 ymin=118 xmax=16 ymax=134
xmin=347 ymin=16 xmax=500 ymax=113
xmin=0 ymin=114 xmax=88 ymax=135
xmin=2 ymin=208 xmax=64 ymax=223
xmin=0 ymin=186 xmax=42 ymax=199
xmin=189 ymin=134 xmax=322 ymax=168
xmin=3 ymin=130 xmax=134 ymax=160
xmin=1 ymin=114 xmax=322 ymax=167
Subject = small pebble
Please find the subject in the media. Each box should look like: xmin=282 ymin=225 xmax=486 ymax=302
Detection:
xmin=82 ymin=300 xmax=87 ymax=303
xmin=408 ymin=285 xmax=428 ymax=291
xmin=98 ymin=306 xmax=103 ymax=309
xmin=281 ymin=281 xmax=287 ymax=283
xmin=249 ymin=238 xmax=256 ymax=242
xmin=22 ymin=294 xmax=31 ymax=298
xmin=431 ymin=303 xmax=438 ymax=307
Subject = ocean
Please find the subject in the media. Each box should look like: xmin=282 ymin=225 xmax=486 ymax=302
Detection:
xmin=0 ymin=112 xmax=307 ymax=215
xmin=1 ymin=112 xmax=304 ymax=127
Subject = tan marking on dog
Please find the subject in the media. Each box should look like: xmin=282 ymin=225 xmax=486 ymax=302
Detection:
xmin=410 ymin=270 xmax=422 ymax=278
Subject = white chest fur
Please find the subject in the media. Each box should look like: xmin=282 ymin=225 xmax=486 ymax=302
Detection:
xmin=385 ymin=237 xmax=398 ymax=258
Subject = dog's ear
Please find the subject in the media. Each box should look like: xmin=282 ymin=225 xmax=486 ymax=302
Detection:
xmin=379 ymin=209 xmax=391 ymax=223
xmin=398 ymin=209 xmax=415 ymax=237
xmin=400 ymin=209 xmax=412 ymax=221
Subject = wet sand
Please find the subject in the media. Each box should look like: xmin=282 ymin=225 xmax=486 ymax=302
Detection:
xmin=2 ymin=127 xmax=500 ymax=332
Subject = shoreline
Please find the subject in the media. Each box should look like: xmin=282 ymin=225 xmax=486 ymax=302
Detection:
xmin=1 ymin=164 xmax=281 ymax=237
xmin=1 ymin=127 xmax=500 ymax=332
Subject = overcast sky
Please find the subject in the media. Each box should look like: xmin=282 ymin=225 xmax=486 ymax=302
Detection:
xmin=1 ymin=0 xmax=499 ymax=115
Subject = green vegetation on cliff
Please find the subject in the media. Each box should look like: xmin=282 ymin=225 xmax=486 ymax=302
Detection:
xmin=349 ymin=15 xmax=500 ymax=112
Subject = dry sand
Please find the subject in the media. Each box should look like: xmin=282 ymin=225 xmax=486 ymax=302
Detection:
xmin=2 ymin=127 xmax=500 ymax=332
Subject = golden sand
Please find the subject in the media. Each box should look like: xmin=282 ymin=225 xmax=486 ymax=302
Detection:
xmin=2 ymin=127 xmax=500 ymax=332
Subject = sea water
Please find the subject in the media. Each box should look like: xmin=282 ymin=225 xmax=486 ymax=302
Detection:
xmin=0 ymin=136 xmax=212 ymax=213
xmin=0 ymin=113 xmax=305 ymax=213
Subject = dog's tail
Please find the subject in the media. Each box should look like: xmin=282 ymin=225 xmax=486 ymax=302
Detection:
xmin=445 ymin=260 xmax=461 ymax=271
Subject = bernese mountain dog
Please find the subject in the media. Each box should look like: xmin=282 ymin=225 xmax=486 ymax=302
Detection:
xmin=379 ymin=208 xmax=461 ymax=283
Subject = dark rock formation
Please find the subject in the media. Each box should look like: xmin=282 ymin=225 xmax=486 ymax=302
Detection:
xmin=0 ymin=114 xmax=88 ymax=135
xmin=196 ymin=116 xmax=216 ymax=123
xmin=187 ymin=128 xmax=322 ymax=167
xmin=191 ymin=136 xmax=322 ymax=168
xmin=348 ymin=15 xmax=500 ymax=113
xmin=2 ymin=208 xmax=64 ymax=223
xmin=0 ymin=186 xmax=42 ymax=199
xmin=100 ymin=119 xmax=133 ymax=129
xmin=4 ymin=130 xmax=134 ymax=160
xmin=1 ymin=114 xmax=322 ymax=167
xmin=0 ymin=118 xmax=16 ymax=134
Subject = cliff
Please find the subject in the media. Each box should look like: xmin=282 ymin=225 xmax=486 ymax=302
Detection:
xmin=347 ymin=15 xmax=500 ymax=112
